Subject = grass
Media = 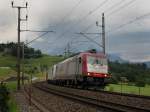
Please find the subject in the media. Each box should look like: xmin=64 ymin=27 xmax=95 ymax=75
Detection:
xmin=0 ymin=81 xmax=19 ymax=112
xmin=0 ymin=68 xmax=16 ymax=80
xmin=6 ymin=81 xmax=17 ymax=92
xmin=23 ymin=55 xmax=64 ymax=78
xmin=8 ymin=96 xmax=19 ymax=112
xmin=0 ymin=53 xmax=64 ymax=69
xmin=0 ymin=54 xmax=63 ymax=112
xmin=0 ymin=54 xmax=64 ymax=80
xmin=105 ymin=84 xmax=150 ymax=96
xmin=6 ymin=81 xmax=20 ymax=112
xmin=24 ymin=55 xmax=64 ymax=67
xmin=0 ymin=53 xmax=16 ymax=67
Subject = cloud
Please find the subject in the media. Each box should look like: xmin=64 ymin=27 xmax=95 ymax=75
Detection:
xmin=0 ymin=0 xmax=150 ymax=62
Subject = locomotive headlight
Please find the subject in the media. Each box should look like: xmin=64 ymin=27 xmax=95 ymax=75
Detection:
xmin=88 ymin=73 xmax=90 ymax=76
xmin=104 ymin=74 xmax=107 ymax=77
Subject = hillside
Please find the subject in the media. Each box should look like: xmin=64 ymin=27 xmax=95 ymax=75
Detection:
xmin=0 ymin=53 xmax=64 ymax=67
xmin=0 ymin=53 xmax=64 ymax=80
xmin=0 ymin=53 xmax=17 ymax=67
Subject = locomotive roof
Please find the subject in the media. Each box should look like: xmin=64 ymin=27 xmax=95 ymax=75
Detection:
xmin=79 ymin=52 xmax=106 ymax=57
xmin=69 ymin=52 xmax=105 ymax=57
xmin=57 ymin=52 xmax=106 ymax=65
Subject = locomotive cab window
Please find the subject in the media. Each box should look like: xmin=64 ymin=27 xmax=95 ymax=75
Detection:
xmin=87 ymin=56 xmax=107 ymax=65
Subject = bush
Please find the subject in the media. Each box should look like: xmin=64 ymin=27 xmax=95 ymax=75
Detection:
xmin=0 ymin=82 xmax=10 ymax=112
xmin=135 ymin=79 xmax=146 ymax=87
xmin=109 ymin=86 xmax=114 ymax=92
xmin=109 ymin=75 xmax=118 ymax=84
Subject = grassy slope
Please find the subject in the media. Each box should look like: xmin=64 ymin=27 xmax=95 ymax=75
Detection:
xmin=0 ymin=54 xmax=64 ymax=78
xmin=0 ymin=53 xmax=16 ymax=67
xmin=0 ymin=54 xmax=149 ymax=96
xmin=0 ymin=54 xmax=63 ymax=112
xmin=106 ymin=84 xmax=150 ymax=96
xmin=25 ymin=55 xmax=64 ymax=67
xmin=0 ymin=54 xmax=17 ymax=80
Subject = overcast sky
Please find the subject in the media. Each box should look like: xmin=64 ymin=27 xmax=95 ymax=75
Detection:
xmin=0 ymin=0 xmax=150 ymax=62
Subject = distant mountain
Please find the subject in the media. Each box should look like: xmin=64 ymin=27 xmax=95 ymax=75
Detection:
xmin=108 ymin=53 xmax=128 ymax=63
xmin=144 ymin=62 xmax=150 ymax=68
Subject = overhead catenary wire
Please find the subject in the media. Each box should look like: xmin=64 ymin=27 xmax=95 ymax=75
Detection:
xmin=74 ymin=0 xmax=109 ymax=26
xmin=48 ymin=0 xmax=109 ymax=45
xmin=54 ymin=0 xmax=85 ymax=27
xmin=26 ymin=0 xmax=109 ymax=49
xmin=104 ymin=0 xmax=125 ymax=13
xmin=29 ymin=0 xmax=136 ymax=54
xmin=78 ymin=0 xmax=127 ymax=36
xmin=21 ymin=30 xmax=54 ymax=32
xmin=81 ymin=22 xmax=96 ymax=33
xmin=28 ymin=0 xmax=84 ymax=45
xmin=106 ymin=0 xmax=137 ymax=17
xmin=79 ymin=0 xmax=137 ymax=42
xmin=76 ymin=32 xmax=103 ymax=48
xmin=107 ymin=12 xmax=150 ymax=33
xmin=25 ymin=32 xmax=50 ymax=45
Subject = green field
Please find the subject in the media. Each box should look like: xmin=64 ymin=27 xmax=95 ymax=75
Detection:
xmin=106 ymin=84 xmax=150 ymax=96
xmin=25 ymin=55 xmax=64 ymax=67
xmin=0 ymin=54 xmax=64 ymax=112
xmin=0 ymin=68 xmax=16 ymax=80
xmin=0 ymin=53 xmax=63 ymax=68
xmin=0 ymin=54 xmax=64 ymax=79
xmin=0 ymin=54 xmax=16 ymax=67
xmin=8 ymin=96 xmax=19 ymax=112
xmin=1 ymin=53 xmax=149 ymax=112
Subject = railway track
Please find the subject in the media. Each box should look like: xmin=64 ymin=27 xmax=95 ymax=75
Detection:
xmin=23 ymin=86 xmax=51 ymax=112
xmin=33 ymin=82 xmax=150 ymax=112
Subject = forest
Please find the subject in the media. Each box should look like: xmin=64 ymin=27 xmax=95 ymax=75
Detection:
xmin=0 ymin=42 xmax=42 ymax=58
xmin=109 ymin=61 xmax=150 ymax=86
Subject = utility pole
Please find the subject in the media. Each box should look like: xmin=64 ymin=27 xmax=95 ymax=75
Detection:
xmin=64 ymin=48 xmax=67 ymax=58
xmin=102 ymin=13 xmax=105 ymax=55
xmin=96 ymin=13 xmax=106 ymax=54
xmin=12 ymin=1 xmax=28 ymax=90
xmin=22 ymin=42 xmax=25 ymax=85
xmin=67 ymin=43 xmax=70 ymax=57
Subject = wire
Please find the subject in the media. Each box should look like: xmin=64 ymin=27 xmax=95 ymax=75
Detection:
xmin=51 ymin=0 xmax=109 ymax=44
xmin=54 ymin=0 xmax=85 ymax=27
xmin=77 ymin=0 xmax=128 ymax=37
xmin=88 ymin=0 xmax=109 ymax=15
xmin=76 ymin=0 xmax=109 ymax=25
xmin=31 ymin=0 xmax=85 ymax=46
xmin=80 ymin=0 xmax=127 ymax=34
xmin=30 ymin=0 xmax=109 ymax=52
xmin=21 ymin=30 xmax=54 ymax=32
xmin=107 ymin=0 xmax=136 ymax=16
xmin=107 ymin=12 xmax=150 ymax=33
xmin=78 ymin=32 xmax=103 ymax=48
xmin=104 ymin=0 xmax=124 ymax=13
xmin=26 ymin=32 xmax=49 ymax=45
xmin=82 ymin=22 xmax=96 ymax=33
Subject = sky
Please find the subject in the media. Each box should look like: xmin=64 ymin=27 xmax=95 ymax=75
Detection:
xmin=0 ymin=0 xmax=150 ymax=62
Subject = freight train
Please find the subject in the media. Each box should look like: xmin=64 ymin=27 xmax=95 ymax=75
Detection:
xmin=47 ymin=51 xmax=110 ymax=87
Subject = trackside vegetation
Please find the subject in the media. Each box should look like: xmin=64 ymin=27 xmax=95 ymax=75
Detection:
xmin=108 ymin=61 xmax=150 ymax=85
xmin=0 ymin=82 xmax=10 ymax=112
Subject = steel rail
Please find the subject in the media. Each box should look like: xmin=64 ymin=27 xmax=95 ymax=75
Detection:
xmin=33 ymin=83 xmax=150 ymax=112
xmin=23 ymin=87 xmax=52 ymax=112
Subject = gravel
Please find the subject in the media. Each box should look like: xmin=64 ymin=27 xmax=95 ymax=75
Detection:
xmin=31 ymin=86 xmax=98 ymax=112
xmin=41 ymin=82 xmax=150 ymax=110
xmin=13 ymin=89 xmax=41 ymax=112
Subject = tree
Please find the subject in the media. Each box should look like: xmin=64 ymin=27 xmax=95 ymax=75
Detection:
xmin=0 ymin=82 xmax=9 ymax=112
xmin=135 ymin=78 xmax=146 ymax=95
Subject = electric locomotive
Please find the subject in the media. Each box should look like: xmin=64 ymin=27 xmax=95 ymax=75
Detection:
xmin=48 ymin=51 xmax=110 ymax=87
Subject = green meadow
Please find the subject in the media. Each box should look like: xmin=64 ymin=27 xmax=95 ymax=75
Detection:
xmin=106 ymin=84 xmax=150 ymax=96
